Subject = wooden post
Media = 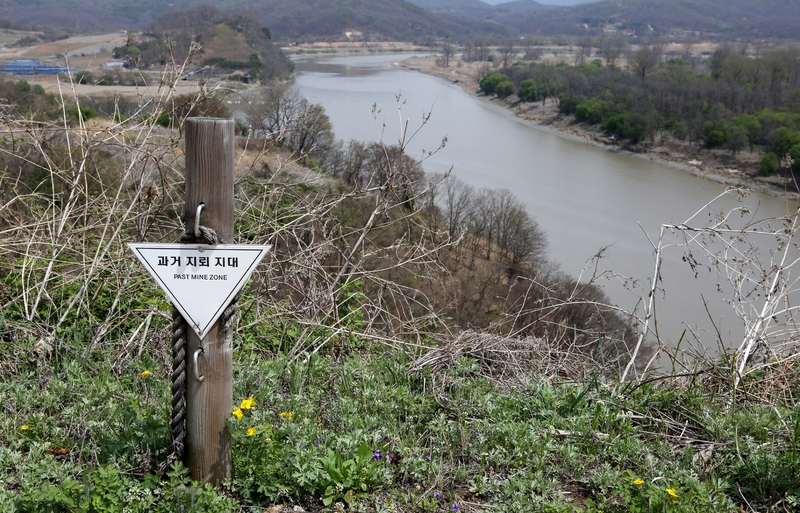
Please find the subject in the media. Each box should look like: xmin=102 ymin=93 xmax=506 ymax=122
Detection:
xmin=183 ymin=117 xmax=235 ymax=486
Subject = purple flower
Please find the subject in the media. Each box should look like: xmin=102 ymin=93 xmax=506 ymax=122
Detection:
xmin=434 ymin=492 xmax=441 ymax=500
xmin=426 ymin=454 xmax=432 ymax=461
xmin=452 ymin=504 xmax=460 ymax=511
xmin=372 ymin=450 xmax=382 ymax=461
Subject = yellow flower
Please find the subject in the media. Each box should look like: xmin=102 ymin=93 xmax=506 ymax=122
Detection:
xmin=666 ymin=488 xmax=678 ymax=498
xmin=21 ymin=425 xmax=29 ymax=430
xmin=141 ymin=370 xmax=151 ymax=378
xmin=232 ymin=408 xmax=243 ymax=420
xmin=634 ymin=478 xmax=644 ymax=486
xmin=266 ymin=437 xmax=272 ymax=442
xmin=279 ymin=411 xmax=293 ymax=420
xmin=240 ymin=397 xmax=255 ymax=410
xmin=247 ymin=427 xmax=256 ymax=437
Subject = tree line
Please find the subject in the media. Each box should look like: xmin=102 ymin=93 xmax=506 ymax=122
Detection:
xmin=476 ymin=42 xmax=800 ymax=175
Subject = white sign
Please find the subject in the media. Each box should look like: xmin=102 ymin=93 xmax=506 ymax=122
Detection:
xmin=128 ymin=243 xmax=271 ymax=340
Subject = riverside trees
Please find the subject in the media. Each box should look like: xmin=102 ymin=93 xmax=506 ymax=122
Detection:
xmin=479 ymin=43 xmax=800 ymax=174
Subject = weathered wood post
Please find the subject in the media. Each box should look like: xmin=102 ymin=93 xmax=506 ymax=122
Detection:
xmin=183 ymin=117 xmax=235 ymax=486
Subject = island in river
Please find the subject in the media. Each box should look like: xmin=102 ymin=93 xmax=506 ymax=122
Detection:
xmin=398 ymin=55 xmax=799 ymax=202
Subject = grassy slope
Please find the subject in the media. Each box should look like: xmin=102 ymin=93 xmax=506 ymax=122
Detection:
xmin=2 ymin=330 xmax=799 ymax=511
xmin=1 ymin=157 xmax=798 ymax=511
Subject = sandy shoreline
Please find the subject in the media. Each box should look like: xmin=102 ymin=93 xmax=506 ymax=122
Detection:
xmin=398 ymin=55 xmax=799 ymax=202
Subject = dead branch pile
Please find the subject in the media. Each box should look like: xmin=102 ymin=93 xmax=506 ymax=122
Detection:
xmin=409 ymin=329 xmax=601 ymax=382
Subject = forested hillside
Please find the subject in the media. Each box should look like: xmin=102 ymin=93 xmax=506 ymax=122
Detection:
xmin=403 ymin=0 xmax=499 ymax=19
xmin=500 ymin=0 xmax=800 ymax=39
xmin=0 ymin=0 xmax=510 ymax=43
xmin=2 ymin=0 xmax=800 ymax=42
xmin=227 ymin=0 xmax=511 ymax=42
xmin=142 ymin=6 xmax=292 ymax=82
xmin=476 ymin=42 xmax=800 ymax=179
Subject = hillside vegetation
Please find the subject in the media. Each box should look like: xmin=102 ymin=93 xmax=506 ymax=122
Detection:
xmin=1 ymin=0 xmax=800 ymax=42
xmin=137 ymin=6 xmax=292 ymax=82
xmin=0 ymin=34 xmax=799 ymax=509
xmin=0 ymin=0 xmax=511 ymax=43
xmin=467 ymin=40 xmax=800 ymax=184
xmin=500 ymin=0 xmax=800 ymax=39
xmin=0 ymin=3 xmax=799 ymax=511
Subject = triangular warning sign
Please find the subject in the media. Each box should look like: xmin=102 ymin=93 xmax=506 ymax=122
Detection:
xmin=128 ymin=243 xmax=271 ymax=340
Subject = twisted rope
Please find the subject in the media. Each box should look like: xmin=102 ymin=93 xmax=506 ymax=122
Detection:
xmin=170 ymin=223 xmax=227 ymax=460
xmin=221 ymin=290 xmax=242 ymax=334
xmin=178 ymin=225 xmax=226 ymax=245
xmin=170 ymin=307 xmax=187 ymax=459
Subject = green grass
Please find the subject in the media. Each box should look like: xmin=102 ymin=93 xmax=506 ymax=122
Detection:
xmin=2 ymin=331 xmax=799 ymax=512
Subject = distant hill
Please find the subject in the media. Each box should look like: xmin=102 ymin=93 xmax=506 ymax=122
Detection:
xmin=404 ymin=0 xmax=498 ymax=19
xmin=0 ymin=0 xmax=190 ymax=33
xmin=0 ymin=0 xmax=798 ymax=41
xmin=489 ymin=0 xmax=551 ymax=16
xmin=405 ymin=0 xmax=552 ymax=22
xmin=498 ymin=0 xmax=800 ymax=38
xmin=0 ymin=0 xmax=512 ymax=43
xmin=484 ymin=0 xmax=595 ymax=4
xmin=232 ymin=0 xmax=512 ymax=42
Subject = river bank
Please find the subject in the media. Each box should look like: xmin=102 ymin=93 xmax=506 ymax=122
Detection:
xmin=398 ymin=55 xmax=799 ymax=201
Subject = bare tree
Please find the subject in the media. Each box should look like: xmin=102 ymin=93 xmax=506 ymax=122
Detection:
xmin=499 ymin=39 xmax=516 ymax=69
xmin=523 ymin=38 xmax=541 ymax=61
xmin=436 ymin=174 xmax=474 ymax=239
xmin=533 ymin=63 xmax=559 ymax=107
xmin=680 ymin=39 xmax=695 ymax=61
xmin=437 ymin=43 xmax=455 ymax=68
xmin=247 ymin=85 xmax=334 ymax=159
xmin=463 ymin=37 xmax=490 ymax=63
xmin=247 ymin=84 xmax=303 ymax=139
xmin=283 ymin=102 xmax=334 ymax=159
xmin=573 ymin=36 xmax=593 ymax=67
xmin=629 ymin=44 xmax=663 ymax=81
xmin=601 ymin=35 xmax=626 ymax=69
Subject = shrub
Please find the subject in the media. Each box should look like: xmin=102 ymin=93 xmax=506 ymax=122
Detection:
xmin=97 ymin=74 xmax=115 ymax=86
xmin=622 ymin=112 xmax=646 ymax=144
xmin=495 ymin=79 xmax=515 ymax=98
xmin=479 ymin=72 xmax=507 ymax=95
xmin=68 ymin=105 xmax=97 ymax=122
xmin=602 ymin=111 xmax=628 ymax=135
xmin=574 ymin=99 xmax=609 ymax=124
xmin=704 ymin=129 xmax=727 ymax=148
xmin=761 ymin=152 xmax=780 ymax=175
xmin=75 ymin=70 xmax=93 ymax=84
xmin=767 ymin=127 xmax=800 ymax=158
xmin=518 ymin=79 xmax=539 ymax=102
xmin=558 ymin=93 xmax=584 ymax=115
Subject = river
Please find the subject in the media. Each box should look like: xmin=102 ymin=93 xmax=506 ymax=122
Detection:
xmin=287 ymin=52 xmax=799 ymax=358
